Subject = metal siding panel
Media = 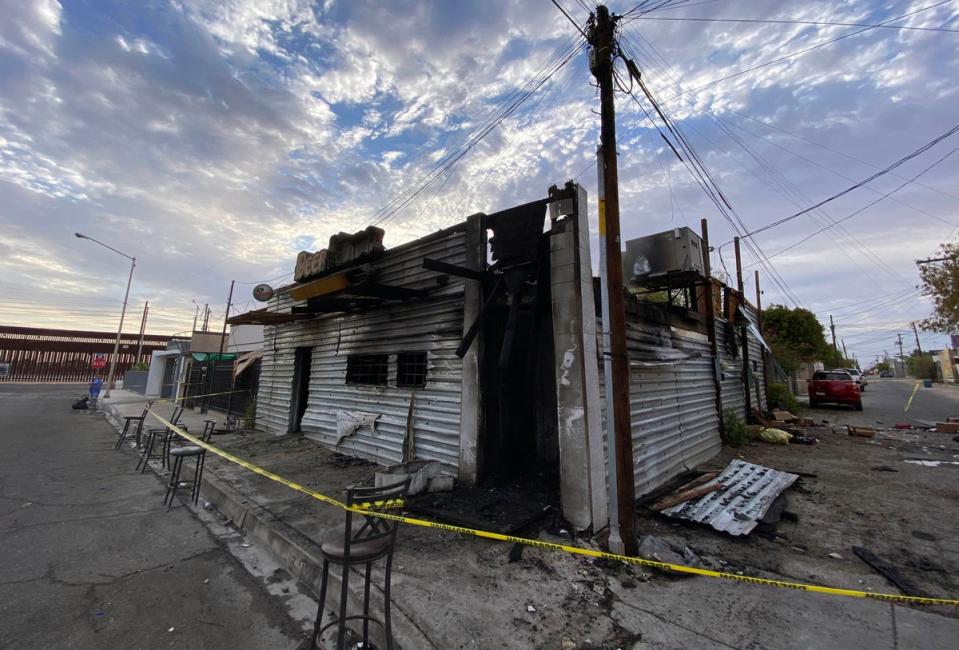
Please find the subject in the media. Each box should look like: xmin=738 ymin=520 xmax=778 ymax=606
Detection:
xmin=255 ymin=231 xmax=468 ymax=472
xmin=716 ymin=319 xmax=746 ymax=418
xmin=597 ymin=318 xmax=721 ymax=500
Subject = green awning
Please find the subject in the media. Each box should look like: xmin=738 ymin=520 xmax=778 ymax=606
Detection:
xmin=191 ymin=352 xmax=237 ymax=362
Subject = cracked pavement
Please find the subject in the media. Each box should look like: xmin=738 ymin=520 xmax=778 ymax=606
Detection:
xmin=0 ymin=384 xmax=305 ymax=649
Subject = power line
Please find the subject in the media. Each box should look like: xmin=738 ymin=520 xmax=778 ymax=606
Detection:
xmin=749 ymin=145 xmax=959 ymax=264
xmin=727 ymin=123 xmax=959 ymax=242
xmin=620 ymin=27 xmax=912 ymax=285
xmin=369 ymin=36 xmax=585 ymax=227
xmin=551 ymin=0 xmax=589 ymax=39
xmin=629 ymin=15 xmax=959 ymax=34
xmin=660 ymin=1 xmax=953 ymax=103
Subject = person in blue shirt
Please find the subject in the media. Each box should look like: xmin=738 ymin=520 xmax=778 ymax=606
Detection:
xmin=89 ymin=376 xmax=104 ymax=401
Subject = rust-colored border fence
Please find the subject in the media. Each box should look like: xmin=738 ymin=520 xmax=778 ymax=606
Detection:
xmin=0 ymin=325 xmax=172 ymax=383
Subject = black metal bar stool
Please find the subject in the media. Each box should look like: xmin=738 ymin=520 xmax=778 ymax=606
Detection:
xmin=311 ymin=478 xmax=410 ymax=650
xmin=163 ymin=423 xmax=215 ymax=510
xmin=136 ymin=406 xmax=184 ymax=473
xmin=114 ymin=400 xmax=153 ymax=450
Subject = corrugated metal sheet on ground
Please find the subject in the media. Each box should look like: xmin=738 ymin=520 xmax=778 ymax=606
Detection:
xmin=598 ymin=319 xmax=721 ymax=499
xmin=662 ymin=459 xmax=799 ymax=536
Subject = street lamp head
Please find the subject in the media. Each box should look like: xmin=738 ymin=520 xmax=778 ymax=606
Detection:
xmin=74 ymin=232 xmax=87 ymax=239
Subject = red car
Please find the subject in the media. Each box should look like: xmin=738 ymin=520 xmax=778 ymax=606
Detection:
xmin=809 ymin=370 xmax=863 ymax=410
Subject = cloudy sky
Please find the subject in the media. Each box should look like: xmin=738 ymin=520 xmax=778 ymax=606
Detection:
xmin=2 ymin=0 xmax=957 ymax=363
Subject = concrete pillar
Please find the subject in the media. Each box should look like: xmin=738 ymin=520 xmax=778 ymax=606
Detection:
xmin=550 ymin=185 xmax=607 ymax=531
xmin=458 ymin=213 xmax=486 ymax=485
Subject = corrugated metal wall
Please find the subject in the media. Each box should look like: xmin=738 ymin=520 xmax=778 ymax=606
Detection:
xmin=716 ymin=318 xmax=746 ymax=416
xmin=743 ymin=303 xmax=767 ymax=413
xmin=256 ymin=227 xmax=468 ymax=472
xmin=598 ymin=318 xmax=722 ymax=499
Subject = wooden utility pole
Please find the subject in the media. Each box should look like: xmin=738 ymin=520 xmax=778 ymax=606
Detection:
xmin=589 ymin=4 xmax=636 ymax=555
xmin=830 ymin=315 xmax=838 ymax=352
xmin=702 ymin=220 xmax=724 ymax=432
xmin=912 ymin=322 xmax=923 ymax=355
xmin=734 ymin=237 xmax=752 ymax=418
xmin=841 ymin=338 xmax=848 ymax=360
xmin=135 ymin=301 xmax=149 ymax=365
xmin=755 ymin=269 xmax=769 ymax=401
xmin=897 ymin=333 xmax=905 ymax=363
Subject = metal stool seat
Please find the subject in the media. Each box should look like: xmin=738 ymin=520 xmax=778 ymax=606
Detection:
xmin=170 ymin=445 xmax=204 ymax=457
xmin=311 ymin=478 xmax=410 ymax=650
xmin=320 ymin=537 xmax=391 ymax=564
xmin=164 ymin=446 xmax=207 ymax=510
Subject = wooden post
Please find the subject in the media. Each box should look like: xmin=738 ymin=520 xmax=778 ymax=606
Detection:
xmin=702 ymin=220 xmax=725 ymax=434
xmin=734 ymin=237 xmax=752 ymax=419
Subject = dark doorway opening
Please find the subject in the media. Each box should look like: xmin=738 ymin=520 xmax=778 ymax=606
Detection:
xmin=289 ymin=346 xmax=312 ymax=433
xmin=478 ymin=234 xmax=558 ymax=492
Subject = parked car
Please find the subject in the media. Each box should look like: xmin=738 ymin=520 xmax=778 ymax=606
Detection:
xmin=809 ymin=370 xmax=863 ymax=410
xmin=879 ymin=370 xmax=893 ymax=378
xmin=843 ymin=367 xmax=867 ymax=392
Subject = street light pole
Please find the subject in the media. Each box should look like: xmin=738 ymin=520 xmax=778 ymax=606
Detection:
xmin=75 ymin=232 xmax=136 ymax=399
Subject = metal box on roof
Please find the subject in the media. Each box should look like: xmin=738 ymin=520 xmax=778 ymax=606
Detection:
xmin=624 ymin=227 xmax=705 ymax=290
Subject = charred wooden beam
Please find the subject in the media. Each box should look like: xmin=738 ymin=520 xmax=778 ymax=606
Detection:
xmin=422 ymin=258 xmax=492 ymax=283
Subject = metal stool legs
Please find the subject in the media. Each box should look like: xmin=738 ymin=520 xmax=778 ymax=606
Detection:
xmin=164 ymin=448 xmax=206 ymax=510
xmin=311 ymin=559 xmax=396 ymax=650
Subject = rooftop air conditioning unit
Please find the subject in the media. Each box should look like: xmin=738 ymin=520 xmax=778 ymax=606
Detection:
xmin=624 ymin=227 xmax=705 ymax=290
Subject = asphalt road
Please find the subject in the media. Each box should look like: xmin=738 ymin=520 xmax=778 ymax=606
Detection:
xmin=0 ymin=384 xmax=305 ymax=649
xmin=804 ymin=377 xmax=959 ymax=427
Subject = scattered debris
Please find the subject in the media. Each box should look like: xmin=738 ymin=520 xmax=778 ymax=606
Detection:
xmin=526 ymin=605 xmax=536 ymax=613
xmin=933 ymin=422 xmax=959 ymax=434
xmin=911 ymin=530 xmax=937 ymax=541
xmin=789 ymin=434 xmax=819 ymax=445
xmin=203 ymin=578 xmax=210 ymax=584
xmin=894 ymin=423 xmax=915 ymax=430
xmin=827 ymin=552 xmax=843 ymax=560
xmin=240 ymin=543 xmax=252 ymax=548
xmin=375 ymin=460 xmax=451 ymax=496
xmin=871 ymin=465 xmax=899 ymax=472
xmin=661 ymin=460 xmax=800 ymax=536
xmin=168 ymin=627 xmax=175 ymax=633
xmin=637 ymin=535 xmax=706 ymax=571
xmin=651 ymin=475 xmax=724 ymax=512
xmin=904 ymin=460 xmax=959 ymax=467
xmin=772 ymin=409 xmax=800 ymax=423
xmin=852 ymin=546 xmax=927 ymax=597
xmin=847 ymin=425 xmax=876 ymax=438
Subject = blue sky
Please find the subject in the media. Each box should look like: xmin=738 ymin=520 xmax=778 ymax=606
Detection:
xmin=2 ymin=0 xmax=957 ymax=363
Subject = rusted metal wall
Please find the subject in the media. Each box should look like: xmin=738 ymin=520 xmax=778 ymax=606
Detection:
xmin=257 ymin=226 xmax=469 ymax=472
xmin=0 ymin=326 xmax=170 ymax=382
xmin=599 ymin=319 xmax=721 ymax=499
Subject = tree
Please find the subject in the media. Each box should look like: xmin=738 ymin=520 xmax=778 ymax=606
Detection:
xmin=906 ymin=351 xmax=936 ymax=380
xmin=919 ymin=242 xmax=959 ymax=333
xmin=875 ymin=360 xmax=891 ymax=372
xmin=762 ymin=305 xmax=849 ymax=372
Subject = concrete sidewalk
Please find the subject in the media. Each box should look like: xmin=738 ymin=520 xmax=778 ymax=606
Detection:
xmin=100 ymin=390 xmax=959 ymax=649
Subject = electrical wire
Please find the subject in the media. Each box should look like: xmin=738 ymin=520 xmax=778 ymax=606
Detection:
xmin=368 ymin=35 xmax=586 ymax=227
xmin=726 ymin=123 xmax=959 ymax=243
xmin=749 ymin=145 xmax=959 ymax=265
xmin=621 ymin=28 xmax=912 ymax=285
xmin=627 ymin=15 xmax=959 ymax=34
xmin=659 ymin=1 xmax=953 ymax=103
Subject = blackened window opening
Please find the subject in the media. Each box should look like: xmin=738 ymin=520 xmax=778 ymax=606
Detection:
xmin=346 ymin=354 xmax=388 ymax=386
xmin=396 ymin=352 xmax=427 ymax=388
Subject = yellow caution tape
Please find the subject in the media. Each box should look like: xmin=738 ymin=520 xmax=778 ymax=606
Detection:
xmin=904 ymin=382 xmax=921 ymax=412
xmin=144 ymin=410 xmax=959 ymax=607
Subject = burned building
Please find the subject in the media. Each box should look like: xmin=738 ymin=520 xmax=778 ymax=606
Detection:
xmin=229 ymin=181 xmax=768 ymax=532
